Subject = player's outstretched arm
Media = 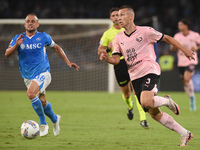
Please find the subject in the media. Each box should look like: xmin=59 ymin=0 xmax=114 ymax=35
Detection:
xmin=162 ymin=34 xmax=195 ymax=60
xmin=5 ymin=34 xmax=25 ymax=58
xmin=100 ymin=50 xmax=120 ymax=65
xmin=53 ymin=43 xmax=80 ymax=71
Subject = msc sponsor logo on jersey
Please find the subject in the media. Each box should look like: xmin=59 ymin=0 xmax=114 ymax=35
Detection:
xmin=20 ymin=43 xmax=42 ymax=50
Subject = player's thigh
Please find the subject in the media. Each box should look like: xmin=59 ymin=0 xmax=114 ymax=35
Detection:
xmin=140 ymin=74 xmax=160 ymax=108
xmin=24 ymin=71 xmax=51 ymax=97
xmin=183 ymin=65 xmax=195 ymax=82
xmin=27 ymin=81 xmax=40 ymax=98
xmin=33 ymin=71 xmax=52 ymax=94
xmin=141 ymin=90 xmax=154 ymax=108
xmin=184 ymin=70 xmax=193 ymax=82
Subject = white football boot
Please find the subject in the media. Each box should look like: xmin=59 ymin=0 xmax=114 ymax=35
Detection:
xmin=40 ymin=124 xmax=49 ymax=137
xmin=53 ymin=115 xmax=61 ymax=136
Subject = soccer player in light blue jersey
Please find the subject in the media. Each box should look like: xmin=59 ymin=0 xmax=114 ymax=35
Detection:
xmin=5 ymin=13 xmax=80 ymax=137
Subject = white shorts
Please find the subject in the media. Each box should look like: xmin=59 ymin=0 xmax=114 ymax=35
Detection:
xmin=24 ymin=71 xmax=51 ymax=94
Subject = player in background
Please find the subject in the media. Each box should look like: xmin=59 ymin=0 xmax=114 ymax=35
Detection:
xmin=98 ymin=7 xmax=149 ymax=128
xmin=5 ymin=13 xmax=80 ymax=137
xmin=99 ymin=5 xmax=194 ymax=146
xmin=171 ymin=19 xmax=200 ymax=111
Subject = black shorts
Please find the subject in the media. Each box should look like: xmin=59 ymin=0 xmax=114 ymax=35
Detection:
xmin=131 ymin=74 xmax=160 ymax=112
xmin=178 ymin=65 xmax=196 ymax=79
xmin=114 ymin=59 xmax=130 ymax=87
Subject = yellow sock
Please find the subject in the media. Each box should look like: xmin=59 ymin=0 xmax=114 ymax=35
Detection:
xmin=122 ymin=94 xmax=133 ymax=110
xmin=135 ymin=95 xmax=146 ymax=121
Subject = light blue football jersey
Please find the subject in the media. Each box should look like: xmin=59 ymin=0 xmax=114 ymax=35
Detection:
xmin=10 ymin=31 xmax=55 ymax=79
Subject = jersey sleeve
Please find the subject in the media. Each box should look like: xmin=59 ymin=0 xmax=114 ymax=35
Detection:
xmin=112 ymin=35 xmax=122 ymax=56
xmin=146 ymin=27 xmax=164 ymax=43
xmin=9 ymin=35 xmax=19 ymax=47
xmin=44 ymin=32 xmax=55 ymax=48
xmin=100 ymin=32 xmax=109 ymax=47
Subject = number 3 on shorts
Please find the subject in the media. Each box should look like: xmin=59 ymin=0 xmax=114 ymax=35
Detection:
xmin=146 ymin=78 xmax=151 ymax=84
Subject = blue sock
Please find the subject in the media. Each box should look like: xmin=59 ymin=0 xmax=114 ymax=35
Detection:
xmin=31 ymin=96 xmax=47 ymax=125
xmin=190 ymin=96 xmax=196 ymax=111
xmin=44 ymin=101 xmax=57 ymax=123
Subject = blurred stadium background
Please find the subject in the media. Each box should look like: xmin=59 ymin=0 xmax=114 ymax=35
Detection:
xmin=1 ymin=0 xmax=200 ymax=92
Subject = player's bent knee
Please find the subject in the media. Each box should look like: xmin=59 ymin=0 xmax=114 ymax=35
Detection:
xmin=141 ymin=91 xmax=154 ymax=109
xmin=123 ymin=93 xmax=131 ymax=99
xmin=27 ymin=92 xmax=37 ymax=100
xmin=149 ymin=108 xmax=162 ymax=121
xmin=149 ymin=112 xmax=162 ymax=121
xmin=141 ymin=99 xmax=153 ymax=109
xmin=142 ymin=103 xmax=152 ymax=109
xmin=27 ymin=91 xmax=37 ymax=100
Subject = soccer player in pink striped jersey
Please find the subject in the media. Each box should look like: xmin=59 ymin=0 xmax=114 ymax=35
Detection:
xmin=99 ymin=5 xmax=194 ymax=146
xmin=171 ymin=19 xmax=200 ymax=111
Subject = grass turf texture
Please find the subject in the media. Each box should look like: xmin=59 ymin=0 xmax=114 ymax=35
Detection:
xmin=0 ymin=91 xmax=199 ymax=150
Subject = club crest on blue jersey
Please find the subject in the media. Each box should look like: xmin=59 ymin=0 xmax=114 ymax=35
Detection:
xmin=36 ymin=37 xmax=41 ymax=41
xmin=20 ymin=44 xmax=25 ymax=50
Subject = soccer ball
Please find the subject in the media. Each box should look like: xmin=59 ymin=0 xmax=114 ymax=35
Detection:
xmin=20 ymin=120 xmax=40 ymax=139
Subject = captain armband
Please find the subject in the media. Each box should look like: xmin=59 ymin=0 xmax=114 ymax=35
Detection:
xmin=49 ymin=40 xmax=55 ymax=48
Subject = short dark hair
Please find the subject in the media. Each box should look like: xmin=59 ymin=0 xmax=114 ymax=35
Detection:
xmin=109 ymin=7 xmax=119 ymax=15
xmin=179 ymin=18 xmax=190 ymax=27
xmin=119 ymin=5 xmax=135 ymax=13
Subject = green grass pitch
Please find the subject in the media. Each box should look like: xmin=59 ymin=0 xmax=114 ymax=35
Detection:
xmin=0 ymin=91 xmax=200 ymax=150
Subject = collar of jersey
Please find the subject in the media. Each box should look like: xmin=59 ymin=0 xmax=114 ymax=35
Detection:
xmin=124 ymin=29 xmax=137 ymax=37
xmin=23 ymin=31 xmax=38 ymax=39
